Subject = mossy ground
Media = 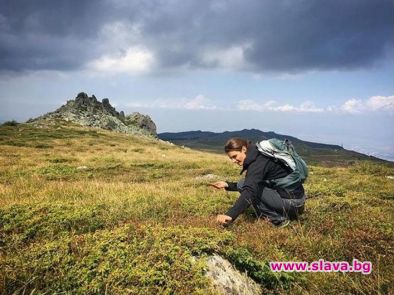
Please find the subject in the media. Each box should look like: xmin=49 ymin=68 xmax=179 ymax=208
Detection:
xmin=0 ymin=124 xmax=393 ymax=294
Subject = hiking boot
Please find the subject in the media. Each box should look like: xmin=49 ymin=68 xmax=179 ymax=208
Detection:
xmin=272 ymin=219 xmax=290 ymax=228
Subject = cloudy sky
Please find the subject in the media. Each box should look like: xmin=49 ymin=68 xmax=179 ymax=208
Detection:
xmin=1 ymin=0 xmax=394 ymax=160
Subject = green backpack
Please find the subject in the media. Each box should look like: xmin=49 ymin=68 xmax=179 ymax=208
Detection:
xmin=256 ymin=138 xmax=308 ymax=191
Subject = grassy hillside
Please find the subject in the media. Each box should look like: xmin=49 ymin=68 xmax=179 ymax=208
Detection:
xmin=0 ymin=122 xmax=393 ymax=294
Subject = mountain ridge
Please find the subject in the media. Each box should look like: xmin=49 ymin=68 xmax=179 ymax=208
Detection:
xmin=159 ymin=129 xmax=389 ymax=165
xmin=160 ymin=128 xmax=343 ymax=150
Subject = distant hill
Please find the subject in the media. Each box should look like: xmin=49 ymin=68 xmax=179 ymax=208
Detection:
xmin=159 ymin=129 xmax=387 ymax=165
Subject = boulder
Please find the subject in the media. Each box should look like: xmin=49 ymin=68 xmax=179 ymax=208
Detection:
xmin=205 ymin=254 xmax=262 ymax=295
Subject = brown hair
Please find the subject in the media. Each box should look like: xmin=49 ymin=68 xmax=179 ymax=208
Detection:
xmin=224 ymin=138 xmax=250 ymax=153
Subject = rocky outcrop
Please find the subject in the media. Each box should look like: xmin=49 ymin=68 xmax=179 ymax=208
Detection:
xmin=205 ymin=254 xmax=262 ymax=295
xmin=124 ymin=112 xmax=156 ymax=136
xmin=27 ymin=92 xmax=157 ymax=136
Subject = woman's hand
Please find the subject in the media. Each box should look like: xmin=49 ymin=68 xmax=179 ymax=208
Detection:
xmin=216 ymin=214 xmax=233 ymax=226
xmin=209 ymin=181 xmax=229 ymax=189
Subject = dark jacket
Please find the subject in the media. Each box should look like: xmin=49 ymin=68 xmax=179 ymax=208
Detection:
xmin=225 ymin=144 xmax=304 ymax=220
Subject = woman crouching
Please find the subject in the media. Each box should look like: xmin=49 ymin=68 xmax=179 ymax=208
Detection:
xmin=211 ymin=138 xmax=306 ymax=227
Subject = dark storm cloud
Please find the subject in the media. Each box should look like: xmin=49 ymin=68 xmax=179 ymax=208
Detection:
xmin=1 ymin=0 xmax=393 ymax=73
xmin=241 ymin=0 xmax=394 ymax=71
xmin=0 ymin=0 xmax=114 ymax=71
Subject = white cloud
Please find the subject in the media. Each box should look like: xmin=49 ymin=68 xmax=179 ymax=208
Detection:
xmin=237 ymin=95 xmax=394 ymax=114
xmin=88 ymin=46 xmax=155 ymax=73
xmin=237 ymin=99 xmax=261 ymax=111
xmin=184 ymin=94 xmax=217 ymax=110
xmin=126 ymin=95 xmax=218 ymax=110
xmin=237 ymin=99 xmax=324 ymax=113
xmin=125 ymin=94 xmax=394 ymax=114
xmin=340 ymin=99 xmax=365 ymax=113
xmin=366 ymin=95 xmax=394 ymax=111
xmin=340 ymin=95 xmax=394 ymax=114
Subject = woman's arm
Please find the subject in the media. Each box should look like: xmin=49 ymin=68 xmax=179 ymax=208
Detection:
xmin=225 ymin=179 xmax=247 ymax=192
xmin=224 ymin=181 xmax=238 ymax=191
xmin=210 ymin=181 xmax=243 ymax=191
xmin=225 ymin=156 xmax=269 ymax=221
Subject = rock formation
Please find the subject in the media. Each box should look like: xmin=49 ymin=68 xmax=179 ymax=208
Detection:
xmin=124 ymin=112 xmax=157 ymax=136
xmin=27 ymin=92 xmax=157 ymax=136
xmin=205 ymin=254 xmax=262 ymax=295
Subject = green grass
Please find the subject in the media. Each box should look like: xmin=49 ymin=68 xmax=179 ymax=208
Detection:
xmin=0 ymin=123 xmax=393 ymax=294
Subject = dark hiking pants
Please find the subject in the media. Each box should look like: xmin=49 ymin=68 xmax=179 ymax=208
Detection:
xmin=237 ymin=180 xmax=305 ymax=225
